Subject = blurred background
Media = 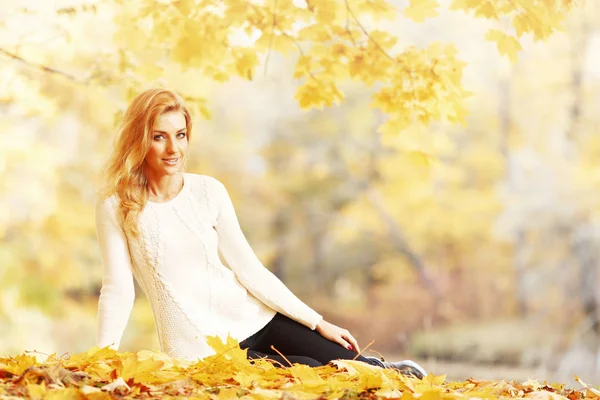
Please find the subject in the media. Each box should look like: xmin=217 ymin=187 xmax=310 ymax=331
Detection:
xmin=2 ymin=0 xmax=600 ymax=386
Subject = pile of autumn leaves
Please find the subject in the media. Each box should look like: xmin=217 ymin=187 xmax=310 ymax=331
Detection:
xmin=1 ymin=336 xmax=599 ymax=399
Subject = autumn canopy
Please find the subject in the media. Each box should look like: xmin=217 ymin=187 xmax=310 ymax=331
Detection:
xmin=113 ymin=0 xmax=574 ymax=134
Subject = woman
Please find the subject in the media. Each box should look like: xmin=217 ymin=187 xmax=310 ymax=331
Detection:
xmin=94 ymin=88 xmax=427 ymax=378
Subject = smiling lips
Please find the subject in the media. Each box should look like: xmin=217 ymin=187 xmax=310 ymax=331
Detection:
xmin=163 ymin=158 xmax=179 ymax=166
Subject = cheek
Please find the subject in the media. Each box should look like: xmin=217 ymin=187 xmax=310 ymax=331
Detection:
xmin=145 ymin=143 xmax=162 ymax=161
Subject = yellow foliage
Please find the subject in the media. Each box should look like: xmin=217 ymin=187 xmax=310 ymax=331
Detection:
xmin=356 ymin=0 xmax=397 ymax=19
xmin=485 ymin=29 xmax=523 ymax=64
xmin=101 ymin=0 xmax=575 ymax=137
xmin=0 ymin=338 xmax=594 ymax=398
xmin=404 ymin=0 xmax=440 ymax=22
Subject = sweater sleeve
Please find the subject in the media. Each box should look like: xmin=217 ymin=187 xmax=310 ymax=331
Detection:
xmin=94 ymin=195 xmax=136 ymax=350
xmin=212 ymin=178 xmax=323 ymax=330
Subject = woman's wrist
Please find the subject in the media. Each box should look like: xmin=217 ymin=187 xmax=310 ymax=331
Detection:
xmin=315 ymin=318 xmax=326 ymax=332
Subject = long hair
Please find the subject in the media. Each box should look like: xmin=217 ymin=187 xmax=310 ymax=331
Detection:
xmin=98 ymin=88 xmax=192 ymax=239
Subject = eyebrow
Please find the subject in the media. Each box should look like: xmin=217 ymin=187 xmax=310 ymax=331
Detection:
xmin=153 ymin=128 xmax=187 ymax=134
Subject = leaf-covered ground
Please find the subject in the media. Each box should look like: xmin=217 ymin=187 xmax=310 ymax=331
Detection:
xmin=1 ymin=337 xmax=598 ymax=399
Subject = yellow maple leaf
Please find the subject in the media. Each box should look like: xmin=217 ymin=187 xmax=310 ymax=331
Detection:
xmin=525 ymin=391 xmax=570 ymax=400
xmin=205 ymin=334 xmax=249 ymax=365
xmin=425 ymin=373 xmax=447 ymax=385
xmin=293 ymin=55 xmax=313 ymax=79
xmin=369 ymin=30 xmax=399 ymax=51
xmin=255 ymin=33 xmax=295 ymax=54
xmin=233 ymin=370 xmax=264 ymax=386
xmin=44 ymin=387 xmax=85 ymax=400
xmin=512 ymin=13 xmax=531 ymax=37
xmin=118 ymin=354 xmax=164 ymax=383
xmin=308 ymin=0 xmax=341 ymax=24
xmin=404 ymin=0 xmax=439 ymax=23
xmin=448 ymin=0 xmax=470 ymax=11
xmin=233 ymin=49 xmax=259 ymax=80
xmin=357 ymin=0 xmax=396 ymax=19
xmin=419 ymin=390 xmax=443 ymax=400
xmin=329 ymin=359 xmax=396 ymax=391
xmin=522 ymin=378 xmax=542 ymax=390
xmin=298 ymin=24 xmax=332 ymax=42
xmin=26 ymin=382 xmax=47 ymax=400
xmin=1 ymin=353 xmax=39 ymax=375
xmin=474 ymin=1 xmax=498 ymax=19
xmin=485 ymin=29 xmax=522 ymax=63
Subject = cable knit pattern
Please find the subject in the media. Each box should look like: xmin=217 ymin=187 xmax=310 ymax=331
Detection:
xmin=95 ymin=173 xmax=323 ymax=361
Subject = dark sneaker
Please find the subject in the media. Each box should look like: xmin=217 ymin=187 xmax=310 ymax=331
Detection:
xmin=383 ymin=360 xmax=427 ymax=379
xmin=364 ymin=357 xmax=427 ymax=379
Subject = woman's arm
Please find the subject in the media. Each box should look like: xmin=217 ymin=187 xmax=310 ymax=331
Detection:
xmin=212 ymin=178 xmax=323 ymax=330
xmin=94 ymin=195 xmax=136 ymax=350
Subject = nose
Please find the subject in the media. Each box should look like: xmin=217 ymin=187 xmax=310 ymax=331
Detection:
xmin=166 ymin=138 xmax=178 ymax=154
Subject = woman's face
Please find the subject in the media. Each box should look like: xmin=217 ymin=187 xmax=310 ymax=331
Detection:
xmin=144 ymin=110 xmax=188 ymax=177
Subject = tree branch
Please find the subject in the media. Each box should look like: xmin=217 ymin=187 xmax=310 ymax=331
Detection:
xmin=264 ymin=0 xmax=279 ymax=77
xmin=365 ymin=187 xmax=441 ymax=298
xmin=343 ymin=0 xmax=394 ymax=61
xmin=0 ymin=48 xmax=85 ymax=83
xmin=281 ymin=32 xmax=321 ymax=82
xmin=344 ymin=1 xmax=358 ymax=47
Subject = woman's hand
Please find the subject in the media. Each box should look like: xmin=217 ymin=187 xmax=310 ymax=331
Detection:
xmin=315 ymin=319 xmax=361 ymax=353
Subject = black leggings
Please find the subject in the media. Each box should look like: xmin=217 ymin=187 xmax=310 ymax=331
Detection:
xmin=239 ymin=312 xmax=381 ymax=368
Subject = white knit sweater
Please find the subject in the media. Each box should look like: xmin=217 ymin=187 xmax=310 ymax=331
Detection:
xmin=95 ymin=172 xmax=323 ymax=360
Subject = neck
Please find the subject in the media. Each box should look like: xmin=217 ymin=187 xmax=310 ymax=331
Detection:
xmin=145 ymin=171 xmax=183 ymax=200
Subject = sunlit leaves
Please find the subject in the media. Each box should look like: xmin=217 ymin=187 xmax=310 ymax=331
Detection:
xmin=373 ymin=43 xmax=470 ymax=135
xmin=232 ymin=48 xmax=260 ymax=80
xmin=450 ymin=0 xmax=574 ymax=61
xmin=108 ymin=0 xmax=574 ymax=136
xmin=404 ymin=0 xmax=440 ymax=22
xmin=295 ymin=77 xmax=344 ymax=109
xmin=485 ymin=29 xmax=523 ymax=63
xmin=204 ymin=335 xmax=249 ymax=365
xmin=0 ymin=337 xmax=597 ymax=399
xmin=306 ymin=0 xmax=343 ymax=24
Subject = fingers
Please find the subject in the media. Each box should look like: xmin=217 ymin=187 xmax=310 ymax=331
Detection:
xmin=320 ymin=322 xmax=361 ymax=354
xmin=343 ymin=332 xmax=360 ymax=353
xmin=348 ymin=336 xmax=360 ymax=354
xmin=338 ymin=331 xmax=360 ymax=353
xmin=339 ymin=338 xmax=352 ymax=351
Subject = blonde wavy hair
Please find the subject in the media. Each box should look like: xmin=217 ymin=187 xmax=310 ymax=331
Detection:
xmin=98 ymin=88 xmax=193 ymax=239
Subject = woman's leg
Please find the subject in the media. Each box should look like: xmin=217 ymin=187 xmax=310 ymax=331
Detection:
xmin=245 ymin=313 xmax=381 ymax=367
xmin=246 ymin=349 xmax=323 ymax=368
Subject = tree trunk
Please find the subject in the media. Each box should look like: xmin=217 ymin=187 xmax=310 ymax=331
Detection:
xmin=498 ymin=66 xmax=530 ymax=316
xmin=571 ymin=222 xmax=600 ymax=337
xmin=305 ymin=203 xmax=327 ymax=294
xmin=565 ymin=18 xmax=598 ymax=341
xmin=366 ymin=187 xmax=440 ymax=299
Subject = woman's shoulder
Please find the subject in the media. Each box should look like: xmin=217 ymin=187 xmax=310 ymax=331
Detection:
xmin=183 ymin=173 xmax=230 ymax=209
xmin=95 ymin=191 xmax=118 ymax=208
xmin=94 ymin=192 xmax=120 ymax=222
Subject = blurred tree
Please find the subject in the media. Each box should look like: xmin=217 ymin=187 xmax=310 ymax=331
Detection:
xmin=0 ymin=0 xmax=580 ymax=357
xmin=490 ymin=0 xmax=600 ymax=374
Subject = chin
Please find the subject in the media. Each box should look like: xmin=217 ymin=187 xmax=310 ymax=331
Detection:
xmin=163 ymin=167 xmax=181 ymax=175
xmin=146 ymin=165 xmax=179 ymax=177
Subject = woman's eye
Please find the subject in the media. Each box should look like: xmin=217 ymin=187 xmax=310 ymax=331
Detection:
xmin=153 ymin=135 xmax=164 ymax=140
xmin=178 ymin=132 xmax=187 ymax=138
